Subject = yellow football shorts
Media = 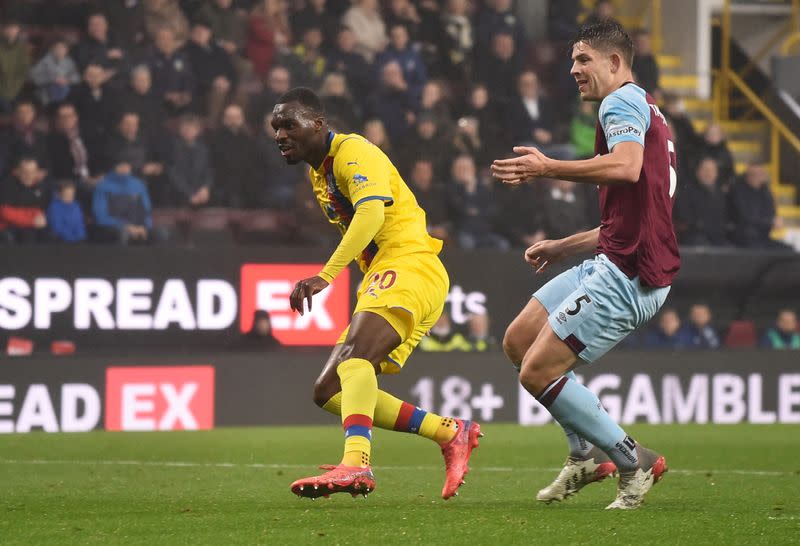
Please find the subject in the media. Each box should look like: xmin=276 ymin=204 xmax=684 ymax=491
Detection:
xmin=336 ymin=252 xmax=449 ymax=374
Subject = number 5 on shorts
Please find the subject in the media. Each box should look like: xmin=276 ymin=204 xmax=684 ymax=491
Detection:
xmin=566 ymin=294 xmax=592 ymax=316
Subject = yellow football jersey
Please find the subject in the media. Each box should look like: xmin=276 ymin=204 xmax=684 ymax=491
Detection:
xmin=308 ymin=132 xmax=443 ymax=273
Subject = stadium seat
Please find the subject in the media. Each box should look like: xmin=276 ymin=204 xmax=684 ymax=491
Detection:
xmin=187 ymin=207 xmax=236 ymax=245
xmin=723 ymin=320 xmax=757 ymax=348
xmin=51 ymin=340 xmax=76 ymax=355
xmin=6 ymin=336 xmax=34 ymax=356
xmin=152 ymin=208 xmax=191 ymax=243
xmin=231 ymin=210 xmax=294 ymax=244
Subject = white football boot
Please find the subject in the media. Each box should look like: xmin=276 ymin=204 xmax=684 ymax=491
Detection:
xmin=605 ymin=446 xmax=668 ymax=510
xmin=537 ymin=447 xmax=618 ymax=503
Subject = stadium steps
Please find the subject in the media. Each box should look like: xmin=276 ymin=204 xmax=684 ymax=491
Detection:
xmin=683 ymin=98 xmax=715 ymax=113
xmin=577 ymin=1 xmax=643 ymax=30
xmin=778 ymin=206 xmax=800 ymax=220
xmin=691 ymin=119 xmax=767 ymax=135
xmin=773 ymin=184 xmax=797 ymax=205
xmin=657 ymin=55 xmax=795 ymax=243
xmin=660 ymin=74 xmax=700 ymax=93
xmin=656 ymin=54 xmax=682 ymax=70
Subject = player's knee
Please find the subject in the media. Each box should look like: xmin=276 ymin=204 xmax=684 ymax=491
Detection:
xmin=518 ymin=361 xmax=551 ymax=395
xmin=312 ymin=376 xmax=338 ymax=408
xmin=337 ymin=340 xmax=382 ymax=373
xmin=502 ymin=323 xmax=529 ymax=365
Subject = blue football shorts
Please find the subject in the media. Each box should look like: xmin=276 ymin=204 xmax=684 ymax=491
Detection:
xmin=533 ymin=253 xmax=670 ymax=363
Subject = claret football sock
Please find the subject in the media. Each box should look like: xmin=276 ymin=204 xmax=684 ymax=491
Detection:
xmin=536 ymin=374 xmax=639 ymax=472
xmin=517 ymin=366 xmax=595 ymax=458
xmin=337 ymin=358 xmax=378 ymax=468
xmin=559 ymin=372 xmax=595 ymax=458
xmin=321 ymin=389 xmax=458 ymax=445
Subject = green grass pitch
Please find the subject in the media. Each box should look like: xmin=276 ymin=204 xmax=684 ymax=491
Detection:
xmin=1 ymin=424 xmax=798 ymax=545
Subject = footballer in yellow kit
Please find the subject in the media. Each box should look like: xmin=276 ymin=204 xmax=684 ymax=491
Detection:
xmin=271 ymin=87 xmax=481 ymax=501
xmin=311 ymin=130 xmax=450 ymax=372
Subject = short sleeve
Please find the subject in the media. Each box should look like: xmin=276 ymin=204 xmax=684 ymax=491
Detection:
xmin=335 ymin=138 xmax=394 ymax=208
xmin=599 ymin=87 xmax=651 ymax=150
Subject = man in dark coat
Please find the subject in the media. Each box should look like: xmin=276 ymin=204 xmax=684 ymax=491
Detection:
xmin=728 ymin=164 xmax=791 ymax=249
xmin=167 ymin=114 xmax=214 ymax=207
xmin=0 ymin=100 xmax=49 ymax=177
xmin=116 ymin=65 xmax=167 ymax=147
xmin=208 ymin=104 xmax=257 ymax=207
xmin=675 ymin=157 xmax=730 ymax=246
xmin=182 ymin=19 xmax=237 ymax=122
xmin=66 ymin=62 xmax=118 ymax=166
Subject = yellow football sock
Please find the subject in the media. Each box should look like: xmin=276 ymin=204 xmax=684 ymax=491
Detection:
xmin=375 ymin=390 xmax=458 ymax=444
xmin=419 ymin=413 xmax=459 ymax=444
xmin=322 ymin=392 xmax=342 ymax=415
xmin=373 ymin=390 xmax=403 ymax=429
xmin=337 ymin=358 xmax=377 ymax=468
xmin=321 ymin=389 xmax=458 ymax=445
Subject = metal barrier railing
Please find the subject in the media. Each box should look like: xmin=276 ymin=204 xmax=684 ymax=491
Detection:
xmin=717 ymin=0 xmax=800 ymax=185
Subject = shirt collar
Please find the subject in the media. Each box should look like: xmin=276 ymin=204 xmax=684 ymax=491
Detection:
xmin=325 ymin=130 xmax=335 ymax=155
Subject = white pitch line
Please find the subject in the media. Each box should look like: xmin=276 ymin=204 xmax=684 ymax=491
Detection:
xmin=0 ymin=459 xmax=794 ymax=477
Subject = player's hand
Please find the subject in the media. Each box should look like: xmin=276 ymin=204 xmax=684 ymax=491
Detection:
xmin=290 ymin=276 xmax=329 ymax=315
xmin=491 ymin=146 xmax=552 ymax=185
xmin=524 ymin=239 xmax=566 ymax=274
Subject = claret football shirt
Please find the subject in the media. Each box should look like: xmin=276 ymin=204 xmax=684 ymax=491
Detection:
xmin=594 ymin=83 xmax=681 ymax=287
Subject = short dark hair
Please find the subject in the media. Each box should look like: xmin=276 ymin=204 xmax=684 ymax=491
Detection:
xmin=14 ymin=98 xmax=36 ymax=110
xmin=276 ymin=87 xmax=324 ymax=116
xmin=179 ymin=113 xmax=203 ymax=126
xmin=191 ymin=17 xmax=212 ymax=30
xmin=571 ymin=19 xmax=634 ymax=67
xmin=16 ymin=155 xmax=38 ymax=167
xmin=56 ymin=179 xmax=76 ymax=190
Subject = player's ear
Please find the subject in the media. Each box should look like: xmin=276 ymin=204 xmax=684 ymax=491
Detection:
xmin=609 ymin=52 xmax=621 ymax=73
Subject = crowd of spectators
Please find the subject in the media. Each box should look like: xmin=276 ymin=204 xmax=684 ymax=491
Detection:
xmin=0 ymin=0 xmax=793 ymax=250
xmin=413 ymin=304 xmax=800 ymax=353
xmin=635 ymin=305 xmax=800 ymax=351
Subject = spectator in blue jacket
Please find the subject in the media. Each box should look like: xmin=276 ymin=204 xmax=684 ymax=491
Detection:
xmin=643 ymin=308 xmax=693 ymax=349
xmin=91 ymin=156 xmax=156 ymax=244
xmin=47 ymin=180 xmax=86 ymax=243
xmin=678 ymin=303 xmax=721 ymax=350
xmin=375 ymin=23 xmax=427 ymax=104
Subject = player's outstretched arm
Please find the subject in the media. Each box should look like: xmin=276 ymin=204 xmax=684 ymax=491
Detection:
xmin=525 ymin=227 xmax=600 ymax=274
xmin=491 ymin=142 xmax=643 ymax=186
xmin=290 ymin=199 xmax=385 ymax=315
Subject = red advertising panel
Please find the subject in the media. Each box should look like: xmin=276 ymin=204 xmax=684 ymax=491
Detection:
xmin=105 ymin=366 xmax=215 ymax=431
xmin=240 ymin=264 xmax=350 ymax=345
